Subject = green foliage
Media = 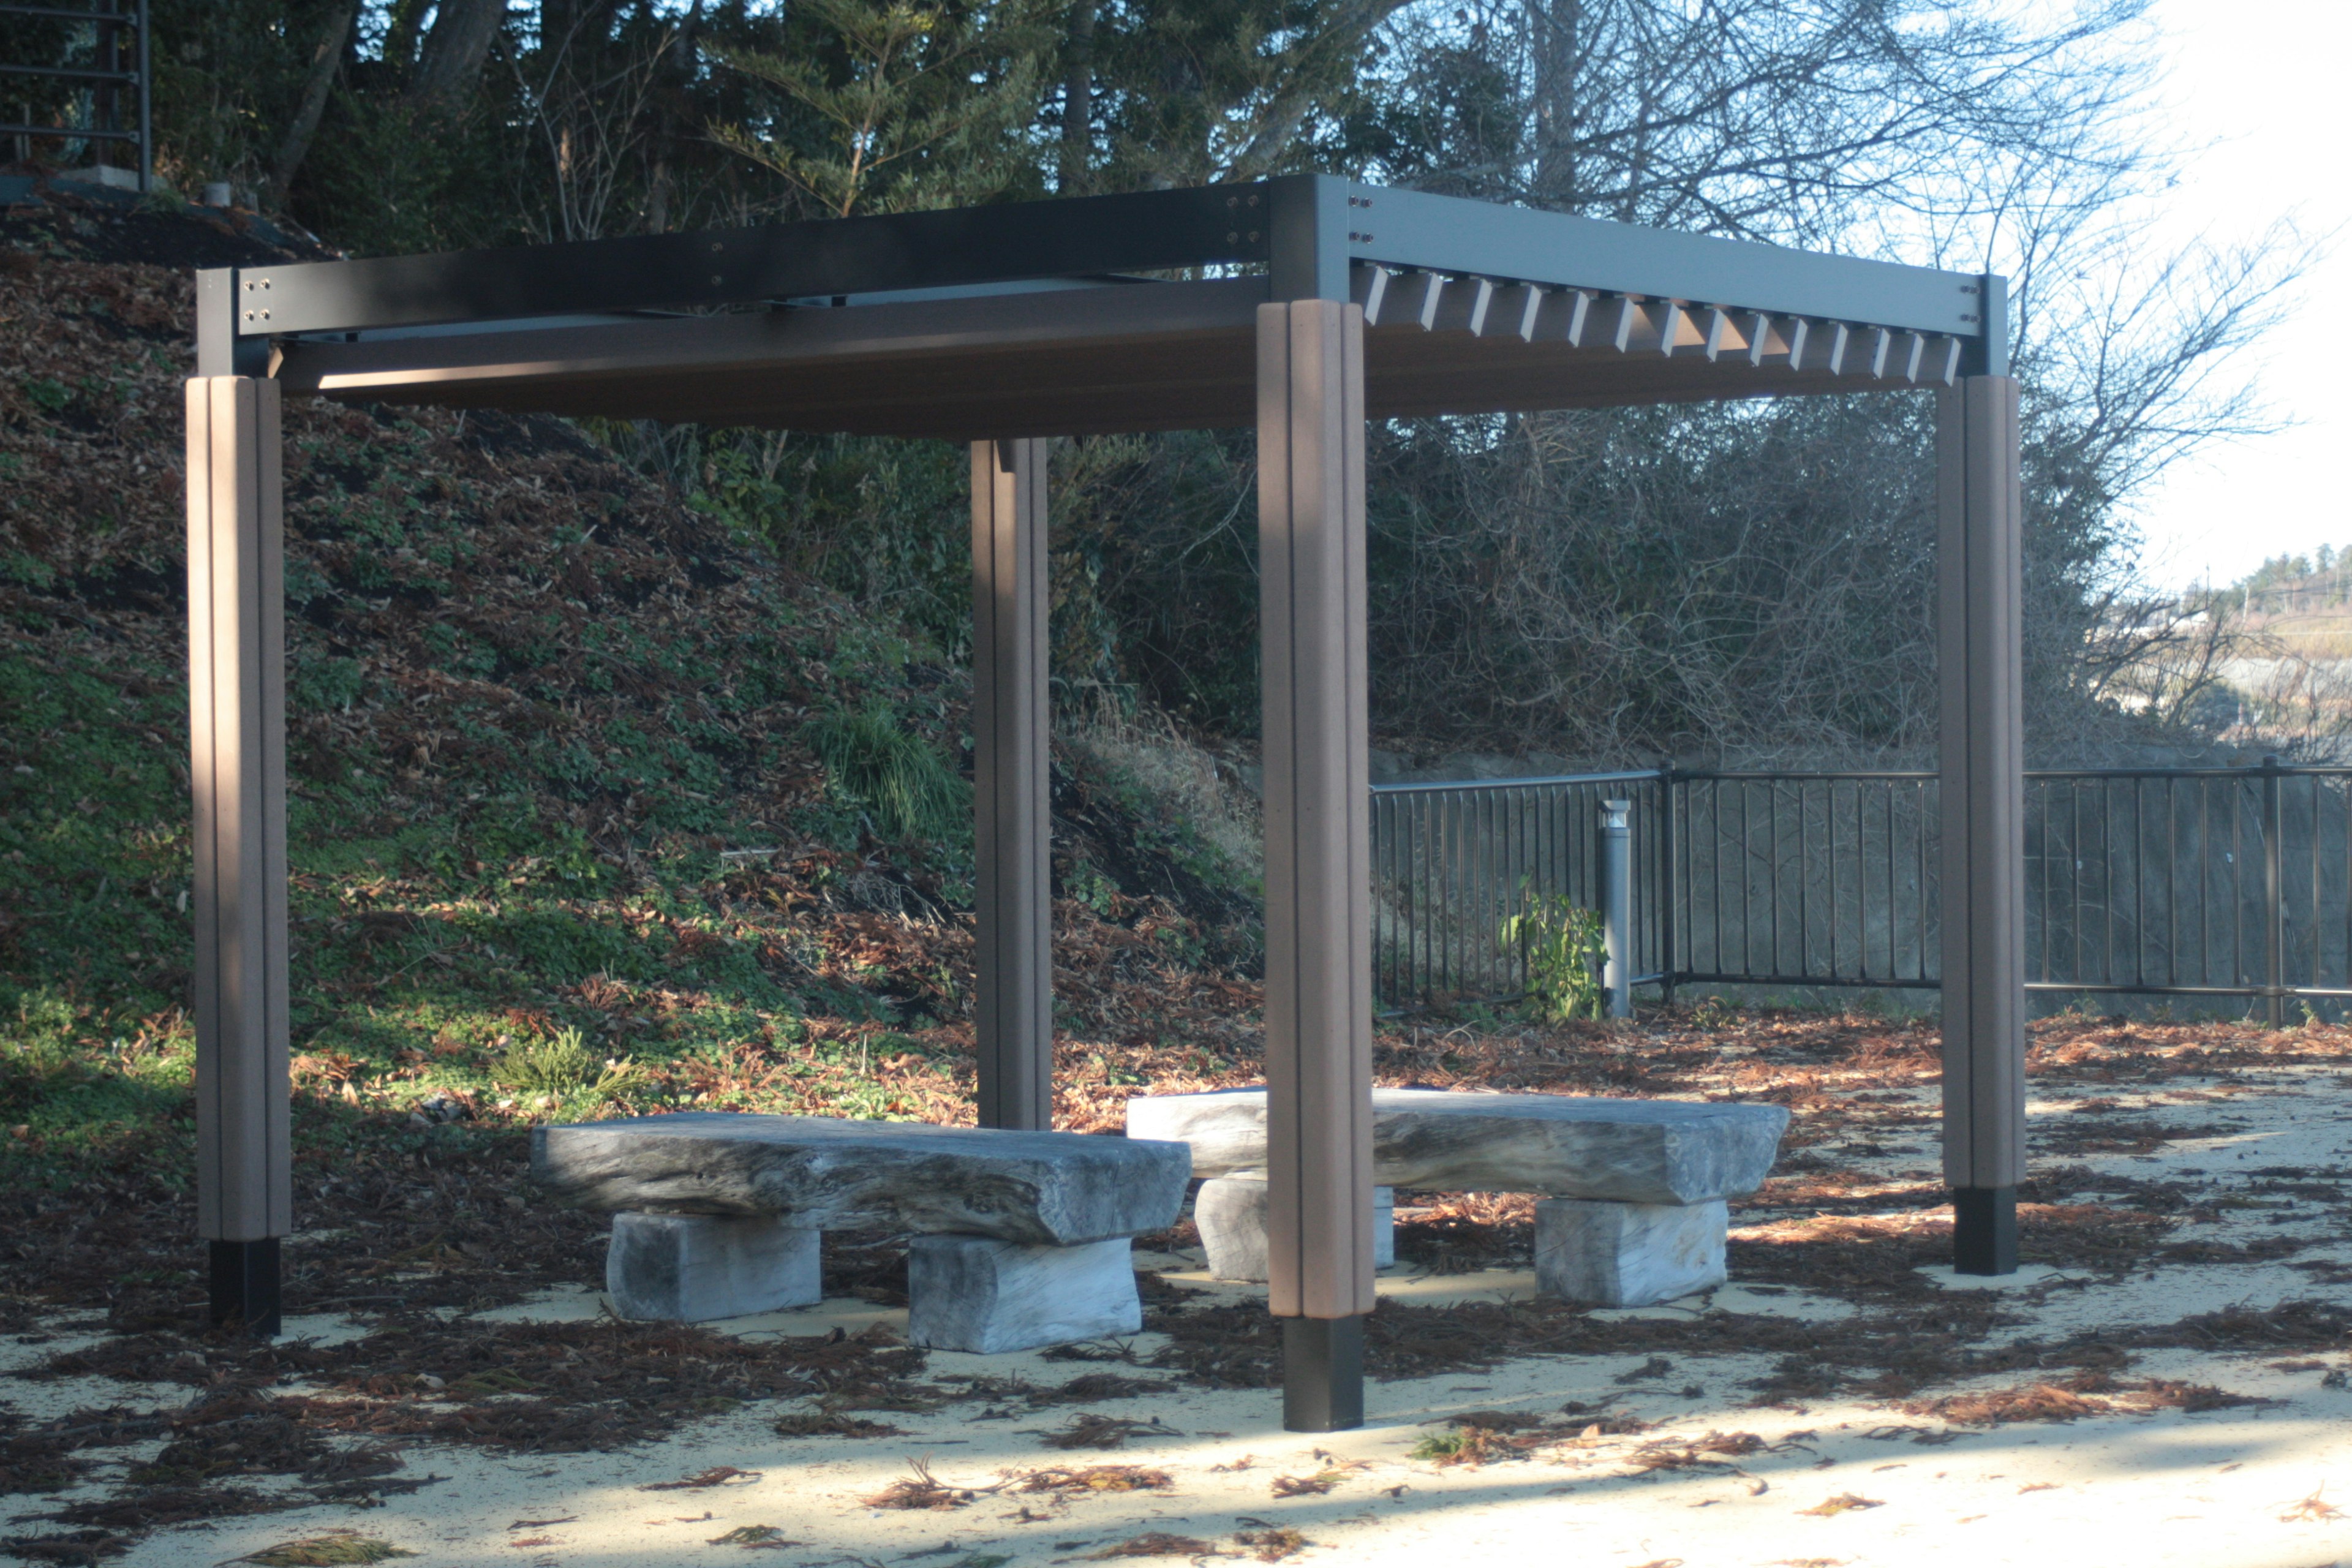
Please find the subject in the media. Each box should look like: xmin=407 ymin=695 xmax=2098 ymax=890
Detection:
xmin=710 ymin=0 xmax=1055 ymax=217
xmin=1499 ymin=892 xmax=1605 ymax=1024
xmin=1407 ymin=1428 xmax=1477 ymax=1461
xmin=492 ymin=1026 xmax=634 ymax=1104
xmin=804 ymin=704 xmax=971 ymax=847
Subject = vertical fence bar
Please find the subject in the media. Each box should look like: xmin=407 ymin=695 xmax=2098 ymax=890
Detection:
xmin=2264 ymin=756 xmax=2284 ymax=1026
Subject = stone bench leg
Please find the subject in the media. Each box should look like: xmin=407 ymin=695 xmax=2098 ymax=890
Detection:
xmin=1193 ymin=1175 xmax=1393 ymax=1282
xmin=1534 ymin=1197 xmax=1727 ymax=1308
xmin=906 ymin=1235 xmax=1142 ymax=1353
xmin=607 ymin=1212 xmax=822 ymax=1322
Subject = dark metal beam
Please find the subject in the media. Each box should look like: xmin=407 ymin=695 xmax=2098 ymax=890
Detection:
xmin=236 ymin=185 xmax=1269 ymax=338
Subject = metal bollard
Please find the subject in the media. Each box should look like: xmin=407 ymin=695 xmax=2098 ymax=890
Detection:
xmin=1599 ymin=798 xmax=1632 ymax=1019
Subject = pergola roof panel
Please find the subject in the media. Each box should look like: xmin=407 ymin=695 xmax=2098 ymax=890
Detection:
xmin=241 ymin=175 xmax=1999 ymax=438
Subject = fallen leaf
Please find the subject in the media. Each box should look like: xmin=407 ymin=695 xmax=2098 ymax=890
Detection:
xmin=238 ymin=1534 xmax=420 ymax=1566
xmin=1271 ymin=1471 xmax=1341 ymax=1497
xmin=640 ymin=1465 xmax=762 ymax=1491
xmin=1797 ymin=1493 xmax=1883 ymax=1517
xmin=1085 ymin=1533 xmax=1214 ymax=1559
xmin=707 ymin=1525 xmax=800 ymax=1548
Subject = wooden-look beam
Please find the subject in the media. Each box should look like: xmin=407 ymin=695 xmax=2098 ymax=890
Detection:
xmin=1937 ymin=375 xmax=2025 ymax=1274
xmin=186 ymin=376 xmax=290 ymax=1335
xmin=1257 ymin=299 xmax=1374 ymax=1432
xmin=971 ymin=439 xmax=1053 ymax=1133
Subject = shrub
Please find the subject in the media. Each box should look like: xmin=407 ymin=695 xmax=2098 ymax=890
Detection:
xmin=1499 ymin=892 xmax=1605 ymax=1023
xmin=804 ymin=705 xmax=971 ymax=846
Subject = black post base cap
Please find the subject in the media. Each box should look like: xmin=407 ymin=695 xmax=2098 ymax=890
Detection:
xmin=208 ymin=1238 xmax=282 ymax=1337
xmin=1282 ymin=1316 xmax=1365 ymax=1432
xmin=1951 ymin=1185 xmax=2019 ymax=1275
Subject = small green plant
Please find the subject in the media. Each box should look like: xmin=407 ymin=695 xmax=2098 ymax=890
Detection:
xmin=1691 ymin=994 xmax=1738 ymax=1030
xmin=492 ymin=1027 xmax=633 ymax=1101
xmin=1499 ymin=892 xmax=1605 ymax=1023
xmin=804 ymin=704 xmax=971 ymax=845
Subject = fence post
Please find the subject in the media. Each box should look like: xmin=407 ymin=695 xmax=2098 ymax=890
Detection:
xmin=1599 ymin=799 xmax=1633 ymax=1018
xmin=1657 ymin=766 xmax=1676 ymax=1009
xmin=2264 ymin=754 xmax=2285 ymax=1028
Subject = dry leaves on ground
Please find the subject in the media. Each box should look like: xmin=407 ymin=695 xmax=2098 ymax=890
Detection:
xmin=1012 ymin=1464 xmax=1174 ymax=1495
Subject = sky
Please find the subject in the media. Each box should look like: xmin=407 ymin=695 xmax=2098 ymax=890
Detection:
xmin=2114 ymin=0 xmax=2352 ymax=592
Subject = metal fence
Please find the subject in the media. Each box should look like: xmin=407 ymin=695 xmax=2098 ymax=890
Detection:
xmin=2 ymin=1 xmax=151 ymax=190
xmin=1371 ymin=759 xmax=2352 ymax=1019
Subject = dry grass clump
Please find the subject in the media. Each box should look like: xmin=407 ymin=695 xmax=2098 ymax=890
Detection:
xmin=1904 ymin=1372 xmax=2263 ymax=1427
xmin=864 ymin=1458 xmax=973 ymax=1511
xmin=1011 ymin=1464 xmax=1174 ymax=1495
xmin=1039 ymin=1414 xmax=1181 ymax=1450
xmin=236 ymin=1534 xmax=418 ymax=1566
xmin=1085 ymin=1532 xmax=1216 ymax=1559
xmin=1236 ymin=1527 xmax=1312 ymax=1561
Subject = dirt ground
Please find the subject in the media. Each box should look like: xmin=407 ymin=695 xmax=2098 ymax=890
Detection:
xmin=10 ymin=1009 xmax=2352 ymax=1566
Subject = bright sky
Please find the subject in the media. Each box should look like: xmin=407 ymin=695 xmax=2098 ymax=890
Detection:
xmin=2116 ymin=0 xmax=2352 ymax=592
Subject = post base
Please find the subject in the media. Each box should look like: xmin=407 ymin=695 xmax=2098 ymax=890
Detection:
xmin=1282 ymin=1316 xmax=1365 ymax=1432
xmin=1951 ymin=1186 xmax=2018 ymax=1275
xmin=208 ymin=1238 xmax=282 ymax=1336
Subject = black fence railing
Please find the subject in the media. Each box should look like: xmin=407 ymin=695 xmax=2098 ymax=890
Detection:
xmin=1 ymin=1 xmax=151 ymax=190
xmin=1371 ymin=760 xmax=2352 ymax=1020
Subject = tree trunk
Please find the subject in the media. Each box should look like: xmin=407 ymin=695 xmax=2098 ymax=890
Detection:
xmin=407 ymin=0 xmax=508 ymax=108
xmin=268 ymin=0 xmax=361 ymax=205
xmin=1060 ymin=0 xmax=1098 ymax=195
xmin=1528 ymin=0 xmax=1582 ymax=211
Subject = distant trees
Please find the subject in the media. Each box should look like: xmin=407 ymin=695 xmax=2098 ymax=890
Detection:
xmin=2 ymin=1 xmax=2302 ymax=761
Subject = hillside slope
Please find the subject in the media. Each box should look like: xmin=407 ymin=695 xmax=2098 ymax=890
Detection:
xmin=0 ymin=192 xmax=1264 ymax=1192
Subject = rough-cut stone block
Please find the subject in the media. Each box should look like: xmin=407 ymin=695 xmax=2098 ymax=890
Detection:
xmin=606 ymin=1211 xmax=821 ymax=1322
xmin=1126 ymin=1088 xmax=1786 ymax=1204
xmin=534 ymin=1113 xmax=1189 ymax=1245
xmin=1534 ymin=1197 xmax=1727 ymax=1307
xmin=1193 ymin=1177 xmax=1393 ymax=1281
xmin=905 ymin=1235 xmax=1141 ymax=1353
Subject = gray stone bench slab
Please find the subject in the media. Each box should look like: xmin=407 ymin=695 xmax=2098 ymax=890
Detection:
xmin=532 ymin=1112 xmax=1191 ymax=1350
xmin=1124 ymin=1088 xmax=1787 ymax=1307
xmin=1123 ymin=1087 xmax=1787 ymax=1202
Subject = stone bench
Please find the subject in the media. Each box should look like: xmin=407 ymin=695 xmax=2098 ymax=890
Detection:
xmin=532 ymin=1112 xmax=1191 ymax=1353
xmin=1123 ymin=1088 xmax=1788 ymax=1307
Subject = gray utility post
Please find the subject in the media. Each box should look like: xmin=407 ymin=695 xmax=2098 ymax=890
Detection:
xmin=970 ymin=439 xmax=1054 ymax=1131
xmin=1598 ymin=799 xmax=1633 ymax=1019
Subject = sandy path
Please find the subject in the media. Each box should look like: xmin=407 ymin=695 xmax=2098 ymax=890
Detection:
xmin=14 ymin=1060 xmax=2352 ymax=1567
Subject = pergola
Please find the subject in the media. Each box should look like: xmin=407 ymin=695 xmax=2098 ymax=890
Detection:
xmin=185 ymin=174 xmax=2023 ymax=1432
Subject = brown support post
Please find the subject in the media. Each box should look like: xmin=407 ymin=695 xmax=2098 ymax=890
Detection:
xmin=1257 ymin=300 xmax=1374 ymax=1431
xmin=971 ymin=439 xmax=1053 ymax=1131
xmin=187 ymin=375 xmax=290 ymax=1333
xmin=1936 ymin=375 xmax=2024 ymax=1275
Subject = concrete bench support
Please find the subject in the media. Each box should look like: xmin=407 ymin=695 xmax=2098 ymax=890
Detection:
xmin=908 ymin=1234 xmax=1142 ymax=1352
xmin=1196 ymin=1176 xmax=1392 ymax=1282
xmin=1129 ymin=1088 xmax=1784 ymax=1308
xmin=1534 ymin=1197 xmax=1727 ymax=1306
xmin=608 ymin=1212 xmax=821 ymax=1322
xmin=536 ymin=1113 xmax=1190 ymax=1347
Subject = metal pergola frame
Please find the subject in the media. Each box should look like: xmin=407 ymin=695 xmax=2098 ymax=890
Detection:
xmin=185 ymin=173 xmax=2024 ymax=1432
